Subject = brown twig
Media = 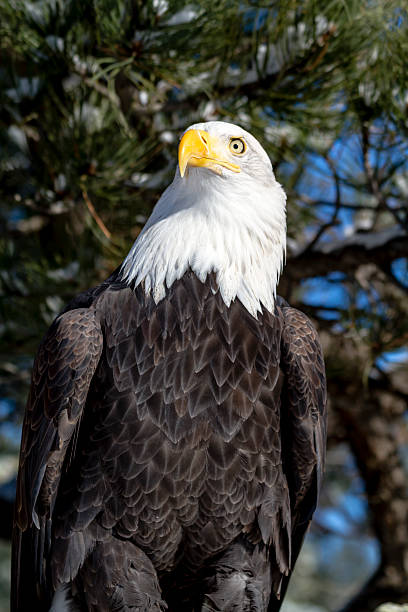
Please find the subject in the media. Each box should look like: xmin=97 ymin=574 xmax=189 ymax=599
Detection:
xmin=82 ymin=190 xmax=112 ymax=240
xmin=361 ymin=122 xmax=405 ymax=229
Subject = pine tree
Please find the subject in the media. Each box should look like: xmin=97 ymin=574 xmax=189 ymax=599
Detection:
xmin=1 ymin=1 xmax=407 ymax=610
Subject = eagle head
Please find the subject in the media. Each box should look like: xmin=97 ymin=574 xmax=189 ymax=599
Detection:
xmin=178 ymin=121 xmax=277 ymax=186
xmin=122 ymin=121 xmax=287 ymax=317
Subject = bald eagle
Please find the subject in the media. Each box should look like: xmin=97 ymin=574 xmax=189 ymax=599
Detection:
xmin=12 ymin=121 xmax=327 ymax=612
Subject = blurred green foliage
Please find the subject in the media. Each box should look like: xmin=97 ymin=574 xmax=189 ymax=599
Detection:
xmin=1 ymin=1 xmax=408 ymax=610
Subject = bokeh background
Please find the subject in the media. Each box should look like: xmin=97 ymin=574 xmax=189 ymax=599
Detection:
xmin=1 ymin=1 xmax=408 ymax=610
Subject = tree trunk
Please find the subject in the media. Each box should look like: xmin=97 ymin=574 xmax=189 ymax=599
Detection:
xmin=334 ymin=389 xmax=408 ymax=611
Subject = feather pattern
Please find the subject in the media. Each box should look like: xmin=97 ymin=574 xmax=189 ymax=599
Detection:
xmin=12 ymin=272 xmax=326 ymax=611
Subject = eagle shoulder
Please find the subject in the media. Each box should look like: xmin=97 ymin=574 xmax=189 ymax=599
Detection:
xmin=267 ymin=304 xmax=327 ymax=610
xmin=12 ymin=306 xmax=103 ymax=609
xmin=280 ymin=305 xmax=327 ymax=508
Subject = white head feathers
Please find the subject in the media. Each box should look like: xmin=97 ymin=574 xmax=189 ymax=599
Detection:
xmin=121 ymin=121 xmax=287 ymax=318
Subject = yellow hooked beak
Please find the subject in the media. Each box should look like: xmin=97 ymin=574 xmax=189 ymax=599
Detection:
xmin=178 ymin=129 xmax=241 ymax=178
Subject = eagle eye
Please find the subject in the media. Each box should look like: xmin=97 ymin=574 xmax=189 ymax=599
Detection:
xmin=229 ymin=138 xmax=246 ymax=155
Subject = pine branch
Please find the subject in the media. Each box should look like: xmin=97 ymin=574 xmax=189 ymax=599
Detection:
xmin=284 ymin=227 xmax=408 ymax=282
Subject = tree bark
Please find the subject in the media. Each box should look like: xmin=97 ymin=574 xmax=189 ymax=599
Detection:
xmin=332 ymin=383 xmax=408 ymax=611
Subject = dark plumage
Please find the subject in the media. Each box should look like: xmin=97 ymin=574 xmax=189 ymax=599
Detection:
xmin=12 ymin=272 xmax=326 ymax=611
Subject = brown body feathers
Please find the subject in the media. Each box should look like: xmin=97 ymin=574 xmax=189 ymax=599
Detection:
xmin=12 ymin=270 xmax=326 ymax=611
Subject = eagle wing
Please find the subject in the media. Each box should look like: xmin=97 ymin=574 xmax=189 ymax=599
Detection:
xmin=11 ymin=307 xmax=103 ymax=611
xmin=270 ymin=304 xmax=327 ymax=609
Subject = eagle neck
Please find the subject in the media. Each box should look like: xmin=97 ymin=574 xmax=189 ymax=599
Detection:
xmin=121 ymin=170 xmax=286 ymax=318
